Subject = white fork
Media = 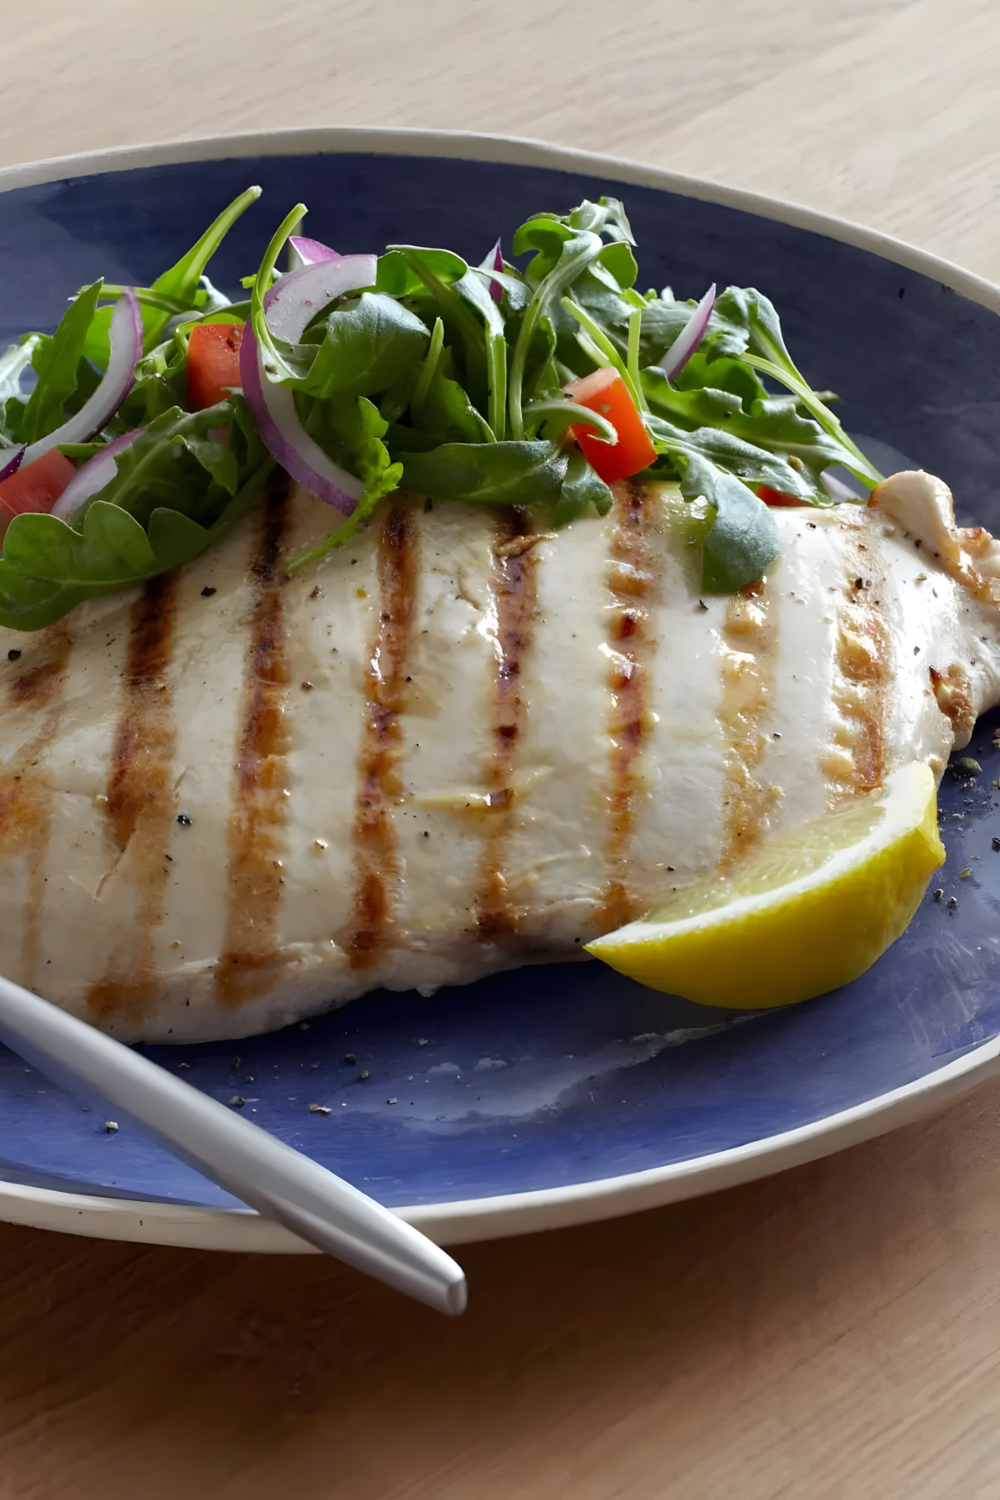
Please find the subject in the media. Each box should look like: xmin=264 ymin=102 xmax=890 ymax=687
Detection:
xmin=0 ymin=972 xmax=467 ymax=1315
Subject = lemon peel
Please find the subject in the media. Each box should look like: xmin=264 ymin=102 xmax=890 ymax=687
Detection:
xmin=585 ymin=761 xmax=945 ymax=1009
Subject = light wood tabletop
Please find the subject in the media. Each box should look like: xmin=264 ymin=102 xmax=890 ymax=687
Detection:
xmin=4 ymin=2 xmax=1000 ymax=1495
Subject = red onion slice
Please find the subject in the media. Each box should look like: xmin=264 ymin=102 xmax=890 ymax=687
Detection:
xmin=659 ymin=283 xmax=716 ymax=381
xmin=0 ymin=448 xmax=23 ymax=484
xmin=484 ymin=238 xmax=504 ymax=306
xmin=289 ymin=236 xmax=342 ymax=266
xmin=240 ymin=322 xmax=362 ymax=514
xmin=262 ymin=254 xmax=377 ymax=343
xmin=244 ymin=253 xmax=377 ymax=509
xmin=49 ymin=428 xmax=144 ymax=521
xmin=21 ymin=289 xmax=144 ymax=466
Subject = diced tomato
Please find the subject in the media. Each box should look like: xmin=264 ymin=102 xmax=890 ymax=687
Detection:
xmin=564 ymin=366 xmax=658 ymax=484
xmin=0 ymin=448 xmax=76 ymax=542
xmin=187 ymin=322 xmax=244 ymax=410
xmin=757 ymin=484 xmax=809 ymax=507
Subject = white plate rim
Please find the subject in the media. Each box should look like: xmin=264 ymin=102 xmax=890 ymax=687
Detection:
xmin=2 ymin=124 xmax=998 ymax=1254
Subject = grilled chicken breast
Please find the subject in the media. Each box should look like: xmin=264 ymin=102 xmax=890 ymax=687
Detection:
xmin=0 ymin=469 xmax=997 ymax=1042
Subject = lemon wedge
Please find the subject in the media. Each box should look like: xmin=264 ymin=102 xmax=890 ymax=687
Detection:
xmin=585 ymin=760 xmax=945 ymax=1009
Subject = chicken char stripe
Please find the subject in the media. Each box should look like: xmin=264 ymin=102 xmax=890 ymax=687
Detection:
xmin=477 ymin=509 xmax=541 ymax=943
xmin=347 ymin=501 xmax=419 ymax=969
xmin=216 ymin=473 xmax=293 ymax=1005
xmin=88 ymin=573 xmax=180 ymax=1024
xmin=600 ymin=482 xmax=663 ymax=931
xmin=1 ymin=627 xmax=71 ymax=992
xmin=719 ymin=578 xmax=778 ymax=870
xmin=826 ymin=522 xmax=891 ymax=805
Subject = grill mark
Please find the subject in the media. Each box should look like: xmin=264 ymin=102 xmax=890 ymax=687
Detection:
xmin=347 ymin=503 xmax=418 ymax=969
xmin=599 ymin=482 xmax=661 ymax=930
xmin=216 ymin=475 xmax=292 ymax=1005
xmin=717 ymin=579 xmax=779 ymax=870
xmin=10 ymin=645 xmax=68 ymax=711
xmin=0 ymin=627 xmax=71 ymax=987
xmin=87 ymin=572 xmax=180 ymax=1024
xmin=476 ymin=509 xmax=540 ymax=943
xmin=823 ymin=532 xmax=890 ymax=804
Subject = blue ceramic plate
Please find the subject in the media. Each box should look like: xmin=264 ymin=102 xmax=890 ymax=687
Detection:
xmin=2 ymin=129 xmax=1000 ymax=1253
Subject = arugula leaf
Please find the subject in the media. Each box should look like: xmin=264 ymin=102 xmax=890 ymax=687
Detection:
xmin=0 ymin=392 xmax=270 ymax=631
xmin=151 ymin=187 xmax=261 ymax=313
xmin=642 ymin=370 xmax=855 ymax=492
xmin=0 ymin=334 xmax=43 ymax=444
xmin=702 ymin=286 xmax=880 ymax=487
xmin=514 ymin=198 xmax=634 ymax=263
xmin=382 ymin=423 xmax=442 ymax=454
xmin=299 ymin=394 xmax=399 ymax=490
xmin=281 ymin=396 xmax=401 ymax=576
xmin=563 ymin=295 xmax=646 ymax=411
xmin=377 ymin=246 xmax=466 ymax=297
xmin=469 ymin=265 xmax=531 ymax=312
xmin=451 ymin=269 xmax=509 ymax=438
xmin=5 ymin=499 xmax=162 ymax=584
xmin=11 ymin=282 xmax=103 ymax=444
xmin=706 ymin=286 xmax=790 ymax=362
xmin=0 ymin=461 xmax=272 ymax=631
xmin=81 ymin=281 xmax=235 ymax=369
xmin=511 ymin=308 xmax=558 ymax=411
xmin=386 ymin=246 xmax=490 ymax=410
xmin=285 ymin=396 xmax=403 ymax=574
xmin=0 ymin=569 xmax=93 ymax=631
xmin=453 ymin=265 xmax=508 ymax=337
xmin=486 ymin=327 xmax=508 ymax=440
xmin=175 ymin=423 xmax=240 ymax=495
xmin=408 ymin=315 xmax=445 ymax=421
xmin=505 ymin=199 xmax=643 ymax=440
xmin=554 ymin=448 xmax=614 ymax=525
xmin=304 ymin=293 xmax=430 ymax=398
xmin=512 ymin=215 xmax=578 ymax=273
xmin=75 ymin=403 xmax=253 ymax=530
xmin=412 ymin=365 xmax=495 ymax=444
xmin=673 ymin=351 xmax=766 ymax=406
xmin=117 ymin=339 xmax=187 ymax=427
xmin=284 ymin=474 xmax=397 ymax=574
xmin=515 ymin=222 xmax=645 ymax=381
xmin=80 ymin=189 xmax=261 ymax=366
xmin=249 ymin=201 xmax=308 ymax=384
xmin=139 ymin=187 xmax=260 ymax=355
xmin=508 ymin=229 xmax=605 ymax=437
xmin=395 ymin=436 xmax=612 ymax=522
xmin=401 ymin=440 xmax=568 ymax=508
xmin=0 ymin=335 xmax=42 ymax=405
xmin=644 ymin=410 xmax=819 ymax=502
xmin=678 ymin=454 xmax=783 ymax=592
xmin=521 ymin=396 xmax=617 ymax=445
xmin=120 ymin=301 xmax=257 ymax=434
xmin=594 ymin=240 xmax=639 ymax=291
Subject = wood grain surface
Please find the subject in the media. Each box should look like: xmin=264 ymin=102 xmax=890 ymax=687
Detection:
xmin=4 ymin=2 xmax=1000 ymax=1495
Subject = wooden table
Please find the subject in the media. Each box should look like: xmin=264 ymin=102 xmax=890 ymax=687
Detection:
xmin=5 ymin=2 xmax=1000 ymax=1493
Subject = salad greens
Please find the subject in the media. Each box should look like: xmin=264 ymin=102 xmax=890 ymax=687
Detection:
xmin=0 ymin=186 xmax=880 ymax=631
